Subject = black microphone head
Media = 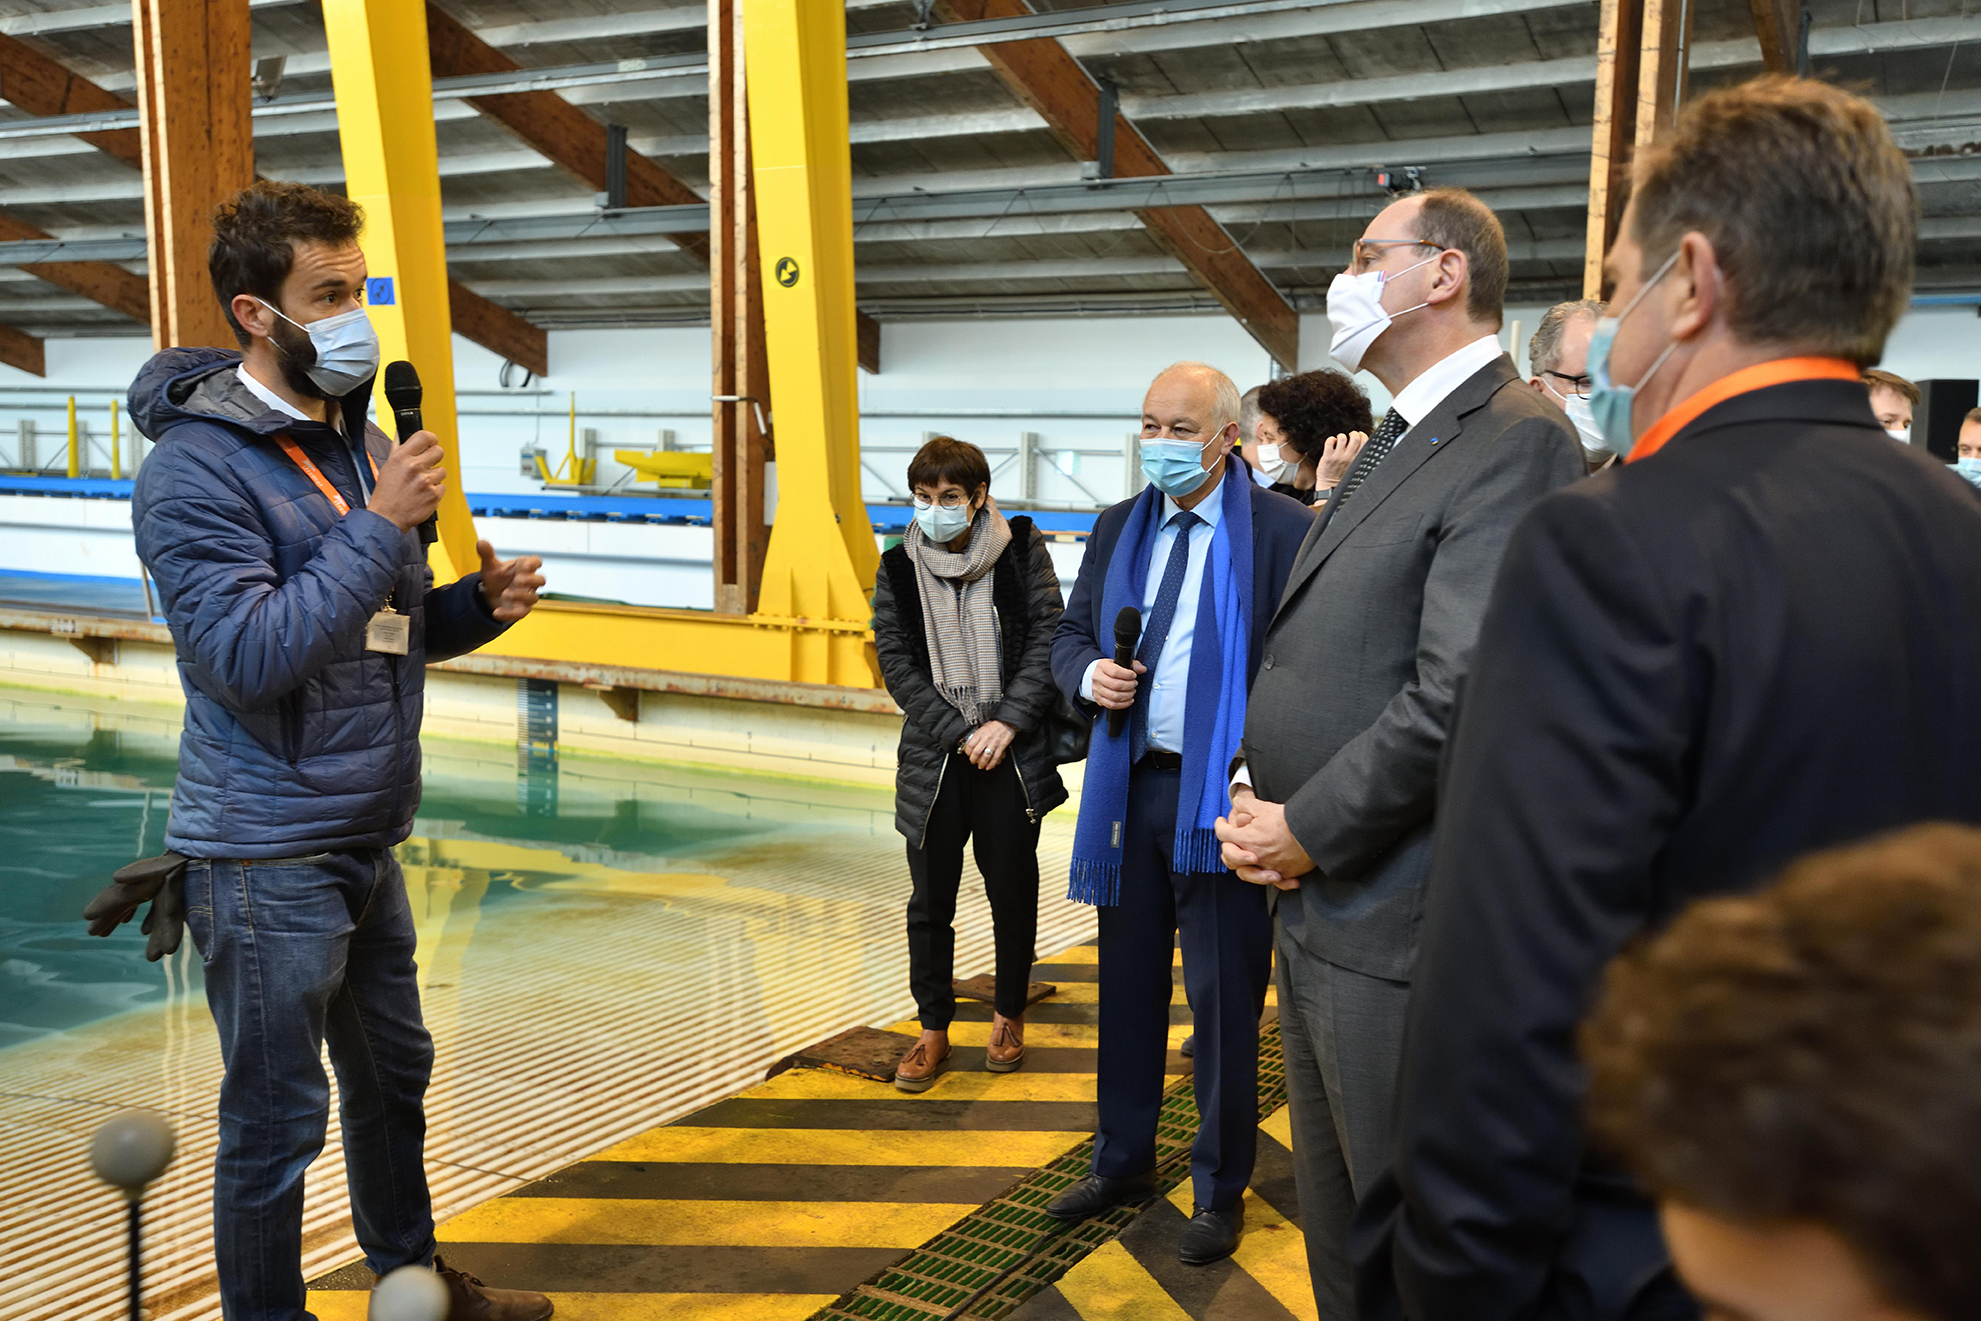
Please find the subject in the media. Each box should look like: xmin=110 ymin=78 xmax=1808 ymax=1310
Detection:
xmin=1113 ymin=606 xmax=1142 ymax=648
xmin=382 ymin=360 xmax=422 ymax=410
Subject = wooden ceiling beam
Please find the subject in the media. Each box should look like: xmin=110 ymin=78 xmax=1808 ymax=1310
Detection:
xmin=0 ymin=211 xmax=152 ymax=324
xmin=447 ymin=276 xmax=547 ymax=377
xmin=934 ymin=0 xmax=1298 ymax=370
xmin=0 ymin=324 xmax=47 ymax=377
xmin=423 ymin=2 xmax=881 ymax=370
xmin=2 ymin=19 xmax=549 ymax=366
xmin=1749 ymin=0 xmax=1800 ymax=76
xmin=424 ymin=2 xmax=709 ymax=261
xmin=0 ymin=31 xmax=143 ymax=166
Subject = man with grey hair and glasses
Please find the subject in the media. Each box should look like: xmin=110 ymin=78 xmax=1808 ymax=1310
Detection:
xmin=1528 ymin=297 xmax=1611 ymax=468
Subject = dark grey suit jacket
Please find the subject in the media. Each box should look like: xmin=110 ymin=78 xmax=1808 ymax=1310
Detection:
xmin=1239 ymin=354 xmax=1582 ymax=981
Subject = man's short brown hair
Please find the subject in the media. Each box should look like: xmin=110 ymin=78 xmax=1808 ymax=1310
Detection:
xmin=1862 ymin=368 xmax=1919 ymax=407
xmin=1964 ymin=407 xmax=1981 ymax=427
xmin=1413 ymin=187 xmax=1509 ymax=329
xmin=1629 ymin=77 xmax=1915 ymax=367
xmin=1583 ymin=823 xmax=1981 ymax=1320
xmin=209 ymin=181 xmax=366 ymax=347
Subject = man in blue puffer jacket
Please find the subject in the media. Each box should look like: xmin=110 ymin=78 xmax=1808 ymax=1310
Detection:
xmin=129 ymin=181 xmax=550 ymax=1320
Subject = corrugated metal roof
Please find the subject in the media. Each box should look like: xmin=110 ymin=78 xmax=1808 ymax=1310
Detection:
xmin=1 ymin=0 xmax=1979 ymax=338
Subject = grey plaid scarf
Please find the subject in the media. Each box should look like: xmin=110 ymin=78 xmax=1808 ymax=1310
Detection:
xmin=905 ymin=500 xmax=1012 ymax=727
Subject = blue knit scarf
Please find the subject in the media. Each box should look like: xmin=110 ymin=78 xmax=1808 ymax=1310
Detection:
xmin=1068 ymin=455 xmax=1253 ymax=905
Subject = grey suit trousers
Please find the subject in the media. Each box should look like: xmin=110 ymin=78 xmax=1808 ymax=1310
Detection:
xmin=1275 ymin=925 xmax=1410 ymax=1317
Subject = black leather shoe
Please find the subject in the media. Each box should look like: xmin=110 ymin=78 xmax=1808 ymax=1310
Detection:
xmin=1044 ymin=1172 xmax=1157 ymax=1220
xmin=1177 ymin=1203 xmax=1244 ymax=1266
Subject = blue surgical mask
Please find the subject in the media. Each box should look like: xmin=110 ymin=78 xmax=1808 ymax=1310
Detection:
xmin=1956 ymin=456 xmax=1981 ymax=490
xmin=1586 ymin=248 xmax=1684 ymax=458
xmin=1142 ymin=433 xmax=1222 ymax=498
xmin=913 ymin=499 xmax=974 ymax=543
xmin=257 ymin=298 xmax=381 ymax=396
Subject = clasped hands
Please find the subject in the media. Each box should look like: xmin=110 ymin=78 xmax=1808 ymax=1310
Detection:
xmin=1215 ymin=785 xmax=1314 ymax=890
xmin=962 ymin=719 xmax=1017 ymax=770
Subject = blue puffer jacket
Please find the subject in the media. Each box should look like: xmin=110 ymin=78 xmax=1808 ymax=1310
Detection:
xmin=130 ymin=348 xmax=506 ymax=858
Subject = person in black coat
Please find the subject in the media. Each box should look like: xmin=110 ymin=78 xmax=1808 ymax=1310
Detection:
xmin=872 ymin=437 xmax=1069 ymax=1092
xmin=1354 ymin=77 xmax=1981 ymax=1321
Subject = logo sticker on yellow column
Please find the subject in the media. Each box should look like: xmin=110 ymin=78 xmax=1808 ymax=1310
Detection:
xmin=774 ymin=257 xmax=801 ymax=287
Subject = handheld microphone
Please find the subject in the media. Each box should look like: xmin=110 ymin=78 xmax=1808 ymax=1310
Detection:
xmin=381 ymin=360 xmax=438 ymax=546
xmin=1107 ymin=605 xmax=1142 ymax=738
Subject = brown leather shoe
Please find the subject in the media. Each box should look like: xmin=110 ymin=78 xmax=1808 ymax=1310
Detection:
xmin=987 ymin=1013 xmax=1025 ymax=1073
xmin=894 ymin=1034 xmax=951 ymax=1092
xmin=436 ymin=1255 xmax=554 ymax=1320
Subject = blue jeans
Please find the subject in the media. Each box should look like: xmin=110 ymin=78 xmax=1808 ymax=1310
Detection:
xmin=185 ymin=849 xmax=436 ymax=1321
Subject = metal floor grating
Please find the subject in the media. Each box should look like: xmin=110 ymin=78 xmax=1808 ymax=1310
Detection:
xmin=817 ymin=1022 xmax=1288 ymax=1321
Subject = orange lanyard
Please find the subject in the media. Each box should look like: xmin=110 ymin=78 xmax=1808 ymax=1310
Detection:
xmin=1627 ymin=357 xmax=1862 ymax=463
xmin=275 ymin=435 xmax=379 ymax=517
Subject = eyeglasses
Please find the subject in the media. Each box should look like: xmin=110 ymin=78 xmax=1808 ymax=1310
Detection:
xmin=911 ymin=491 xmax=972 ymax=510
xmin=1349 ymin=238 xmax=1444 ymax=276
xmin=1542 ymin=370 xmax=1593 ymax=400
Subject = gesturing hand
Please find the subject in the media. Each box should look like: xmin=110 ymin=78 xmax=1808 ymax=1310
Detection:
xmin=476 ymin=540 xmax=546 ymax=622
xmin=1317 ymin=431 xmax=1371 ymax=489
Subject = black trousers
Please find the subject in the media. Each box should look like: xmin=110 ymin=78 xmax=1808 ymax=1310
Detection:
xmin=905 ymin=752 xmax=1042 ymax=1030
xmin=1092 ymin=762 xmax=1274 ymax=1212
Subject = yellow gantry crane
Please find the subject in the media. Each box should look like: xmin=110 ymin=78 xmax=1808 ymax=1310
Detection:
xmin=319 ymin=0 xmax=878 ymax=686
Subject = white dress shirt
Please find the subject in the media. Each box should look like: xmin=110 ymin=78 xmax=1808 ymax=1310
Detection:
xmin=1387 ymin=333 xmax=1504 ymax=429
xmin=238 ymin=365 xmax=369 ymax=502
xmin=1228 ymin=334 xmax=1505 ymax=795
xmin=1082 ymin=467 xmax=1227 ymax=754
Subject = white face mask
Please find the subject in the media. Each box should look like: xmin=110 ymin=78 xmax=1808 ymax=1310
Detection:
xmin=1547 ymin=381 xmax=1610 ymax=455
xmin=1325 ymin=251 xmax=1440 ymax=373
xmin=1886 ymin=428 xmax=1911 ymax=444
xmin=256 ymin=298 xmax=381 ymax=396
xmin=1255 ymin=442 xmax=1299 ymax=484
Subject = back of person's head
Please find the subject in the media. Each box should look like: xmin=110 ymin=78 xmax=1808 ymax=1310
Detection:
xmin=1529 ymin=298 xmax=1605 ymax=377
xmin=208 ymin=181 xmax=366 ymax=347
xmin=1862 ymin=368 xmax=1919 ymax=408
xmin=906 ymin=435 xmax=990 ymax=497
xmin=1255 ymin=370 xmax=1374 ymax=457
xmin=1629 ymin=77 xmax=1916 ymax=367
xmin=1239 ymin=385 xmax=1264 ymax=444
xmin=1413 ymin=187 xmax=1510 ymax=329
xmin=1583 ymin=822 xmax=1981 ymax=1321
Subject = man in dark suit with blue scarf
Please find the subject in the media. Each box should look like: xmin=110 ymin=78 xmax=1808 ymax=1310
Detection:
xmin=1049 ymin=361 xmax=1312 ymax=1265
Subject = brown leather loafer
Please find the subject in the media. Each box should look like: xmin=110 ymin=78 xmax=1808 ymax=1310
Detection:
xmin=894 ymin=1036 xmax=951 ymax=1092
xmin=987 ymin=1013 xmax=1025 ymax=1073
xmin=435 ymin=1256 xmax=553 ymax=1320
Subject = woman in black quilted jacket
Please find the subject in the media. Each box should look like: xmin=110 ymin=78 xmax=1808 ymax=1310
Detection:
xmin=871 ymin=436 xmax=1070 ymax=1092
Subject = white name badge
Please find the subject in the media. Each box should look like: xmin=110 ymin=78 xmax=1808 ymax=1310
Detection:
xmin=365 ymin=609 xmax=411 ymax=655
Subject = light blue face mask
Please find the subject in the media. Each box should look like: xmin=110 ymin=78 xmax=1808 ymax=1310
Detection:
xmin=1956 ymin=456 xmax=1981 ymax=490
xmin=913 ymin=498 xmax=974 ymax=543
xmin=1141 ymin=431 xmax=1223 ymax=498
xmin=1586 ymin=248 xmax=1684 ymax=458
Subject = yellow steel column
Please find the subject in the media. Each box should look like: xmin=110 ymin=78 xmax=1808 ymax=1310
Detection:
xmin=320 ymin=0 xmax=477 ymax=579
xmin=744 ymin=0 xmax=880 ymax=688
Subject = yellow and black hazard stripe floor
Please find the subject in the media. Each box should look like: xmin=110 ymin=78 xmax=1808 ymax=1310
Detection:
xmin=305 ymin=941 xmax=1309 ymax=1320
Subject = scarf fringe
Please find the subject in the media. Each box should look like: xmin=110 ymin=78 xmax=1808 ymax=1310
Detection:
xmin=1067 ymin=857 xmax=1122 ymax=907
xmin=1172 ymin=825 xmax=1226 ymax=876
